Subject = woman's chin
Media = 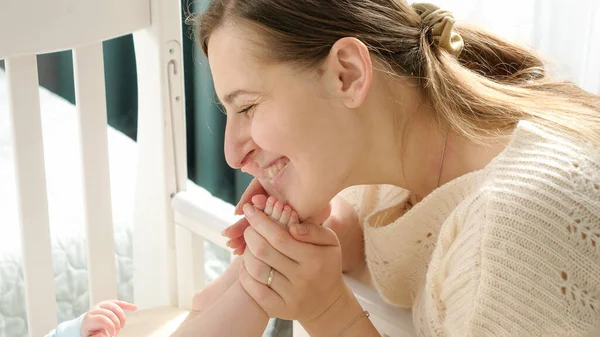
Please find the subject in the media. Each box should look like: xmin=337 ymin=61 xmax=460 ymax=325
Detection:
xmin=258 ymin=177 xmax=286 ymax=201
xmin=290 ymin=198 xmax=331 ymax=224
xmin=259 ymin=178 xmax=331 ymax=223
xmin=303 ymin=203 xmax=332 ymax=224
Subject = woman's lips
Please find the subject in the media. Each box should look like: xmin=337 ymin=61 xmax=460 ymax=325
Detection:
xmin=240 ymin=156 xmax=290 ymax=184
xmin=265 ymin=157 xmax=290 ymax=180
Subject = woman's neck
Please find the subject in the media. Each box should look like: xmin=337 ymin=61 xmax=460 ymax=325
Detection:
xmin=351 ymin=82 xmax=512 ymax=199
xmin=437 ymin=130 xmax=512 ymax=189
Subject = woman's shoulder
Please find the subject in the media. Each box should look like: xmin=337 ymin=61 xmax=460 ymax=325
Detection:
xmin=483 ymin=120 xmax=600 ymax=208
xmin=423 ymin=121 xmax=600 ymax=335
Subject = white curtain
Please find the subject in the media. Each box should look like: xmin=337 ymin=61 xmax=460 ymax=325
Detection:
xmin=427 ymin=0 xmax=600 ymax=95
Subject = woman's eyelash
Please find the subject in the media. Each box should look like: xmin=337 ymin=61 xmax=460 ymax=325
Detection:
xmin=238 ymin=104 xmax=256 ymax=114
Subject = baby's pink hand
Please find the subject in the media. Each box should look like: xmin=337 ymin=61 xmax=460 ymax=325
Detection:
xmin=80 ymin=300 xmax=137 ymax=337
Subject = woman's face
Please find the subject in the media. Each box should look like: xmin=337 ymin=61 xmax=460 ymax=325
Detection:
xmin=208 ymin=25 xmax=365 ymax=220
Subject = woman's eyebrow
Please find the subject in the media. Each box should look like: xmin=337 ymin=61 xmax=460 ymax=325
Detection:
xmin=223 ymin=89 xmax=259 ymax=105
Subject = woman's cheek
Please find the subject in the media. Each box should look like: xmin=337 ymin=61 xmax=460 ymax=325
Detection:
xmin=252 ymin=113 xmax=278 ymax=148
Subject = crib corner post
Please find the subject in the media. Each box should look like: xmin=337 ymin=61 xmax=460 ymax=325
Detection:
xmin=131 ymin=0 xmax=187 ymax=310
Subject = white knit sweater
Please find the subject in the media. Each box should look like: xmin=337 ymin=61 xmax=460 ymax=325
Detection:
xmin=339 ymin=121 xmax=600 ymax=336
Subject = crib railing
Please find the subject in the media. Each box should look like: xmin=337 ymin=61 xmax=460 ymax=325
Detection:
xmin=5 ymin=44 xmax=138 ymax=336
xmin=4 ymin=46 xmax=124 ymax=336
xmin=1 ymin=0 xmax=155 ymax=335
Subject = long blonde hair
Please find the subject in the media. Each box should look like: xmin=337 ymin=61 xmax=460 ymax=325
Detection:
xmin=197 ymin=0 xmax=600 ymax=145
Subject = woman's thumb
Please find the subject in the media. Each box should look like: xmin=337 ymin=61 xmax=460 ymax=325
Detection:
xmin=289 ymin=223 xmax=339 ymax=247
xmin=235 ymin=178 xmax=266 ymax=215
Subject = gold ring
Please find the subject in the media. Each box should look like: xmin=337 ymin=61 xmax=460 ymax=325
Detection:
xmin=266 ymin=268 xmax=275 ymax=288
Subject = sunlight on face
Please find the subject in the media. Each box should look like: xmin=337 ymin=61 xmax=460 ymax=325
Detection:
xmin=207 ymin=23 xmax=358 ymax=219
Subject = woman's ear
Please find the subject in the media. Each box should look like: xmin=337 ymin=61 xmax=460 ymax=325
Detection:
xmin=322 ymin=37 xmax=373 ymax=109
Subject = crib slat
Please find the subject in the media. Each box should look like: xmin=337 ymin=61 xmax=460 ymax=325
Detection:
xmin=5 ymin=55 xmax=58 ymax=337
xmin=175 ymin=225 xmax=205 ymax=310
xmin=72 ymin=43 xmax=118 ymax=304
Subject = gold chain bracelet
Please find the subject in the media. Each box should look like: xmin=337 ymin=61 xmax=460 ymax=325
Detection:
xmin=335 ymin=310 xmax=370 ymax=337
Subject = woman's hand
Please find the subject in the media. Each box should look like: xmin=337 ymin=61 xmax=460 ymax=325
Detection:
xmin=238 ymin=203 xmax=348 ymax=322
xmin=221 ymin=178 xmax=266 ymax=255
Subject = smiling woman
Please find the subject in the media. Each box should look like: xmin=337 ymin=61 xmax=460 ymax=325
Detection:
xmin=174 ymin=0 xmax=600 ymax=336
xmin=209 ymin=26 xmax=379 ymax=221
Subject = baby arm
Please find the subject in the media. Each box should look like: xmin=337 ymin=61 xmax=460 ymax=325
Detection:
xmin=45 ymin=300 xmax=137 ymax=337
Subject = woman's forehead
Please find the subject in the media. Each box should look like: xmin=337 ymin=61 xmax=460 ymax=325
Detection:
xmin=208 ymin=27 xmax=269 ymax=99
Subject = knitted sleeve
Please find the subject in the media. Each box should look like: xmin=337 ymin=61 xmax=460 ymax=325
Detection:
xmin=423 ymin=173 xmax=600 ymax=336
xmin=336 ymin=185 xmax=364 ymax=214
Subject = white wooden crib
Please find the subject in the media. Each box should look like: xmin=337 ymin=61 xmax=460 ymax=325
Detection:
xmin=0 ymin=0 xmax=414 ymax=336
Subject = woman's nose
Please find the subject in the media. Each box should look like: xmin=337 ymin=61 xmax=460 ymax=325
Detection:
xmin=224 ymin=117 xmax=256 ymax=169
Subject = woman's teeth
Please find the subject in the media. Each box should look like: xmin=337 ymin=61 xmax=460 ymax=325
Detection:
xmin=267 ymin=160 xmax=287 ymax=179
xmin=268 ymin=162 xmax=284 ymax=178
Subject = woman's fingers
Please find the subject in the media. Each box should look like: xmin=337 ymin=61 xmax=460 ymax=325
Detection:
xmin=244 ymin=224 xmax=297 ymax=275
xmin=242 ymin=204 xmax=306 ymax=261
xmin=233 ymin=244 xmax=246 ymax=256
xmin=226 ymin=236 xmax=246 ymax=250
xmin=242 ymin=247 xmax=292 ymax=299
xmin=239 ymin=260 xmax=286 ymax=316
xmin=222 ymin=217 xmax=250 ymax=239
xmin=235 ymin=178 xmax=266 ymax=215
xmin=225 ymin=192 xmax=269 ymax=240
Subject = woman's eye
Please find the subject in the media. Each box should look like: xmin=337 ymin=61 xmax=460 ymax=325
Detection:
xmin=238 ymin=104 xmax=256 ymax=115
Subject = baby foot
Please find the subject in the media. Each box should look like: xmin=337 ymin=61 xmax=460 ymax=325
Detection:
xmin=225 ymin=195 xmax=299 ymax=256
xmin=252 ymin=195 xmax=299 ymax=227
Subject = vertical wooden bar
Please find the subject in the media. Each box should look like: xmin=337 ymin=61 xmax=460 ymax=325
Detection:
xmin=132 ymin=0 xmax=186 ymax=309
xmin=6 ymin=55 xmax=57 ymax=337
xmin=175 ymin=225 xmax=205 ymax=310
xmin=73 ymin=42 xmax=118 ymax=304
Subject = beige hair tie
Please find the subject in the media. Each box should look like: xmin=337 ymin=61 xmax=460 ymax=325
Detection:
xmin=411 ymin=2 xmax=464 ymax=57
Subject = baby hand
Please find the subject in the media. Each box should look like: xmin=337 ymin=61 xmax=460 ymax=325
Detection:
xmin=80 ymin=300 xmax=137 ymax=337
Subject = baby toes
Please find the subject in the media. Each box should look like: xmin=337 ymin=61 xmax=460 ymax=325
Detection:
xmin=271 ymin=201 xmax=284 ymax=223
xmin=264 ymin=196 xmax=276 ymax=216
xmin=279 ymin=205 xmax=292 ymax=226
xmin=288 ymin=210 xmax=300 ymax=227
xmin=251 ymin=194 xmax=268 ymax=211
